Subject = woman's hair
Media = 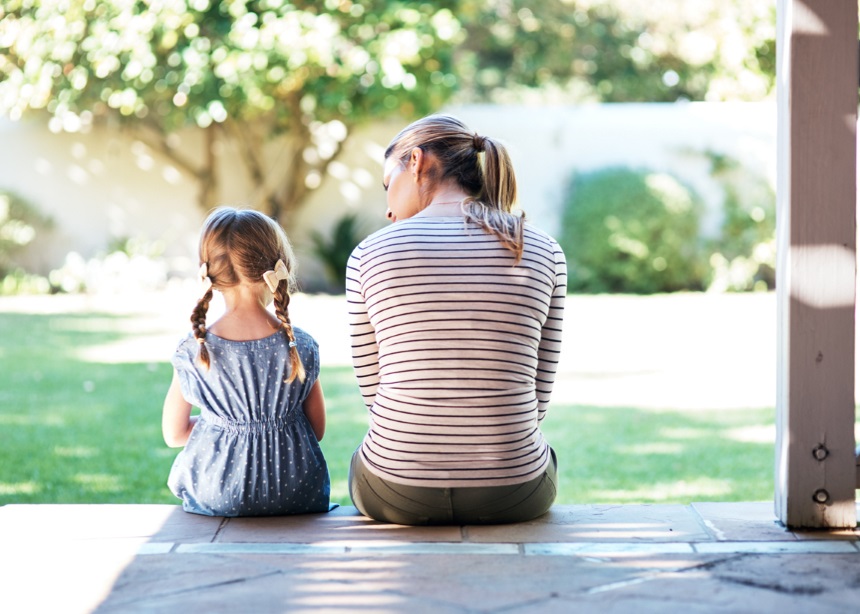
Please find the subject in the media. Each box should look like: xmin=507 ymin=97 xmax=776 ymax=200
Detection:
xmin=385 ymin=114 xmax=525 ymax=260
xmin=193 ymin=206 xmax=306 ymax=382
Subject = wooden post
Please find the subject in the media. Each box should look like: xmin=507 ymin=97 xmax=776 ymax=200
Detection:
xmin=775 ymin=0 xmax=857 ymax=528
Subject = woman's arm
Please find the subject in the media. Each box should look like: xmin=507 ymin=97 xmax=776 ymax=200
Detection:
xmin=302 ymin=379 xmax=326 ymax=441
xmin=346 ymin=246 xmax=381 ymax=409
xmin=162 ymin=370 xmax=197 ymax=447
xmin=536 ymin=243 xmax=568 ymax=422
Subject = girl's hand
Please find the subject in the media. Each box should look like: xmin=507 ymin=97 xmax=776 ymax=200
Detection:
xmin=162 ymin=370 xmax=195 ymax=447
xmin=302 ymin=379 xmax=326 ymax=441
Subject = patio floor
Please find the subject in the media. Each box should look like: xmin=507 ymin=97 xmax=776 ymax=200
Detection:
xmin=2 ymin=502 xmax=859 ymax=613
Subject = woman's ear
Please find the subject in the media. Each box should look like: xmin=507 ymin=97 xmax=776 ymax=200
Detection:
xmin=409 ymin=147 xmax=425 ymax=179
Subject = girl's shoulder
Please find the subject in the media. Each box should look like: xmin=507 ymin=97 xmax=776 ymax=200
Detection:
xmin=291 ymin=325 xmax=318 ymax=352
xmin=174 ymin=332 xmax=197 ymax=353
xmin=172 ymin=332 xmax=199 ymax=372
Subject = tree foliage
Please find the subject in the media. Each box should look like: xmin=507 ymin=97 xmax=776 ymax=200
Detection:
xmin=0 ymin=0 xmax=461 ymax=224
xmin=0 ymin=0 xmax=775 ymax=227
xmin=454 ymin=0 xmax=775 ymax=103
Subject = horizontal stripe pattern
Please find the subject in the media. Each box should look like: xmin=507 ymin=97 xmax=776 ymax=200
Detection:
xmin=347 ymin=218 xmax=566 ymax=487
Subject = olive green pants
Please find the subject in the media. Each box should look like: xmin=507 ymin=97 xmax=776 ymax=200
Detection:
xmin=348 ymin=448 xmax=557 ymax=526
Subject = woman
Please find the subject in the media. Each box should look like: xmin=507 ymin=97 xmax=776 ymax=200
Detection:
xmin=346 ymin=114 xmax=566 ymax=525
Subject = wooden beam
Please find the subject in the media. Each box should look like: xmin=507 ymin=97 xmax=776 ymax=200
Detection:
xmin=775 ymin=0 xmax=857 ymax=528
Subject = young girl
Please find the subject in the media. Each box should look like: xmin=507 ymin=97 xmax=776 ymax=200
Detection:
xmin=162 ymin=206 xmax=331 ymax=517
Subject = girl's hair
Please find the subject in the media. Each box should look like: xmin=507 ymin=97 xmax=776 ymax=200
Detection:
xmin=385 ymin=114 xmax=525 ymax=260
xmin=193 ymin=206 xmax=306 ymax=382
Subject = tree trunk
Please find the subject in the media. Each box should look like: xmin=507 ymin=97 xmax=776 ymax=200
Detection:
xmin=198 ymin=125 xmax=219 ymax=212
xmin=133 ymin=119 xmax=219 ymax=213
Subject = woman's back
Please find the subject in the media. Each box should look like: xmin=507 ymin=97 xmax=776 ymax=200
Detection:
xmin=348 ymin=217 xmax=566 ymax=487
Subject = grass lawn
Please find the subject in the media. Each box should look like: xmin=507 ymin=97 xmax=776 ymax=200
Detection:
xmin=0 ymin=309 xmax=775 ymax=507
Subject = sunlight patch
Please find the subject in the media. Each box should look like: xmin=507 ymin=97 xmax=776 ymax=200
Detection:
xmin=592 ymin=477 xmax=733 ymax=503
xmin=73 ymin=473 xmax=122 ymax=492
xmin=49 ymin=317 xmax=126 ymax=332
xmin=0 ymin=482 xmax=39 ymax=495
xmin=722 ymin=425 xmax=774 ymax=444
xmin=616 ymin=442 xmax=685 ymax=455
xmin=54 ymin=446 xmax=98 ymax=458
xmin=660 ymin=427 xmax=708 ymax=440
xmin=330 ymin=478 xmax=349 ymax=502
xmin=75 ymin=337 xmax=176 ymax=364
xmin=0 ymin=413 xmax=64 ymax=426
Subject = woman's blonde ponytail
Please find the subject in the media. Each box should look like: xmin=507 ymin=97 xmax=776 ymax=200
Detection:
xmin=386 ymin=115 xmax=526 ymax=262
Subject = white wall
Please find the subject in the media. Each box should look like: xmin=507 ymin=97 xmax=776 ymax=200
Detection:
xmin=0 ymin=102 xmax=776 ymax=288
xmin=0 ymin=118 xmax=201 ymax=276
xmin=450 ymin=102 xmax=776 ymax=237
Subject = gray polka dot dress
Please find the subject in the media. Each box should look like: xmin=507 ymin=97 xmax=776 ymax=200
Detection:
xmin=167 ymin=326 xmax=331 ymax=517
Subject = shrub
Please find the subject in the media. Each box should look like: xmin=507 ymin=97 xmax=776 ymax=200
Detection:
xmin=309 ymin=213 xmax=367 ymax=291
xmin=559 ymin=167 xmax=710 ymax=294
xmin=48 ymin=240 xmax=168 ymax=294
xmin=705 ymin=152 xmax=775 ymax=292
xmin=0 ymin=190 xmax=52 ymax=279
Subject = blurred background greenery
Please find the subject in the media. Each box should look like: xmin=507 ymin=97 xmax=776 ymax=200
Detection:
xmin=0 ymin=0 xmax=776 ymax=294
xmin=0 ymin=1 xmax=783 ymax=507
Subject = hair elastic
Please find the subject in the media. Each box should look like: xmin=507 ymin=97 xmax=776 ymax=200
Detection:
xmin=472 ymin=134 xmax=486 ymax=152
xmin=198 ymin=262 xmax=213 ymax=294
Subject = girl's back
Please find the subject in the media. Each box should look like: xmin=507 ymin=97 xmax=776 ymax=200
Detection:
xmin=168 ymin=327 xmax=329 ymax=516
xmin=162 ymin=206 xmax=330 ymax=517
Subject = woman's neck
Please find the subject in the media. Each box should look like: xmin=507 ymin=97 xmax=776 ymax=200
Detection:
xmin=416 ymin=187 xmax=471 ymax=217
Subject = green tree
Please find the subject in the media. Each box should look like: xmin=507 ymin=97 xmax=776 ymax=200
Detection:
xmin=453 ymin=0 xmax=775 ymax=103
xmin=0 ymin=1 xmax=775 ymax=227
xmin=0 ymin=0 xmax=461 ymax=226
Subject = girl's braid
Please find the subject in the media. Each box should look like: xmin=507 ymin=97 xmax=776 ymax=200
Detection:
xmin=192 ymin=287 xmax=213 ymax=369
xmin=274 ymin=283 xmax=305 ymax=383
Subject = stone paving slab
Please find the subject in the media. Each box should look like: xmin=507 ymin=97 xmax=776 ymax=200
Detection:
xmin=214 ymin=504 xmax=464 ymax=543
xmin=0 ymin=503 xmax=222 ymax=543
xmin=691 ymin=501 xmax=792 ymax=541
xmin=467 ymin=504 xmax=712 ymax=543
xmin=691 ymin=501 xmax=860 ymax=542
xmin=2 ymin=503 xmax=859 ymax=614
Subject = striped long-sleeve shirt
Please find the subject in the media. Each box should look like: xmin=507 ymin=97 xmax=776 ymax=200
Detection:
xmin=346 ymin=216 xmax=567 ymax=487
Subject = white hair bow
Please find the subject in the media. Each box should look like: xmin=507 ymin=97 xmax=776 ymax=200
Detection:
xmin=199 ymin=263 xmax=213 ymax=294
xmin=263 ymin=259 xmax=289 ymax=292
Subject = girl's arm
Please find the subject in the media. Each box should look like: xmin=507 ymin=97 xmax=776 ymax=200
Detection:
xmin=302 ymin=379 xmax=326 ymax=441
xmin=162 ymin=370 xmax=197 ymax=447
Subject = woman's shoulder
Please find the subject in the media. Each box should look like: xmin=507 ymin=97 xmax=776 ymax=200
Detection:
xmin=523 ymin=221 xmax=557 ymax=242
xmin=356 ymin=221 xmax=405 ymax=247
xmin=354 ymin=218 xmax=473 ymax=256
xmin=523 ymin=222 xmax=562 ymax=250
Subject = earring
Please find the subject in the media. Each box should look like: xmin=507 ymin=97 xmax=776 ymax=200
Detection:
xmin=386 ymin=208 xmax=393 ymax=220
